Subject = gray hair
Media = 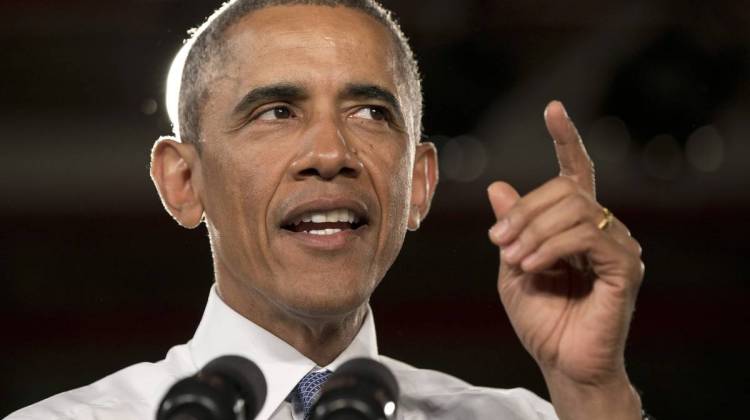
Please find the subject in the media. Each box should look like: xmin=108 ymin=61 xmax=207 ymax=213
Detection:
xmin=165 ymin=0 xmax=423 ymax=149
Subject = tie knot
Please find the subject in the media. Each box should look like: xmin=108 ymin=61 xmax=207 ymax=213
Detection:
xmin=294 ymin=369 xmax=332 ymax=419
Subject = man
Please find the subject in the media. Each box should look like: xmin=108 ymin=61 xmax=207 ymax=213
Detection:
xmin=7 ymin=1 xmax=646 ymax=419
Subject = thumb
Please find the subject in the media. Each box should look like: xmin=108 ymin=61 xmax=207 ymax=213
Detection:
xmin=487 ymin=181 xmax=520 ymax=219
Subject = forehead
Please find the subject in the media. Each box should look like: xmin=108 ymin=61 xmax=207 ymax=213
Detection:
xmin=217 ymin=5 xmax=400 ymax=94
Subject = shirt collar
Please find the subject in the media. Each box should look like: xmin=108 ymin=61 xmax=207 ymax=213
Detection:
xmin=189 ymin=284 xmax=378 ymax=420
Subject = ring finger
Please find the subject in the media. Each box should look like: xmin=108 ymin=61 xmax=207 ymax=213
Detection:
xmin=501 ymin=193 xmax=604 ymax=265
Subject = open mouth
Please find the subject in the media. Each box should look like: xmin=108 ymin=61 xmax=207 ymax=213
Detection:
xmin=281 ymin=208 xmax=368 ymax=235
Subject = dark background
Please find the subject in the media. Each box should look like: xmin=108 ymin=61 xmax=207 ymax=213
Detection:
xmin=2 ymin=0 xmax=749 ymax=418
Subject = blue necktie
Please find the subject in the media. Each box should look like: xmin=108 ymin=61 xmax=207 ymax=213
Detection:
xmin=293 ymin=370 xmax=332 ymax=420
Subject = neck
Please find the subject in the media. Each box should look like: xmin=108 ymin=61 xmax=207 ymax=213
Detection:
xmin=216 ymin=275 xmax=367 ymax=367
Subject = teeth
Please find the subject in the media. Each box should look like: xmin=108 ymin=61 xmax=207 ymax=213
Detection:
xmin=325 ymin=210 xmax=338 ymax=223
xmin=293 ymin=208 xmax=358 ymax=225
xmin=308 ymin=228 xmax=342 ymax=236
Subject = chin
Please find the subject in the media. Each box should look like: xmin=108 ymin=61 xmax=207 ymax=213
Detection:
xmin=279 ymin=273 xmax=376 ymax=319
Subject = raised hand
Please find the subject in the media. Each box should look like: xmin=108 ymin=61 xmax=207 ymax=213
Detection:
xmin=487 ymin=101 xmax=644 ymax=419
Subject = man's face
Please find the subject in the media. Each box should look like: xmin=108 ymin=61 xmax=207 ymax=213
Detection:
xmin=192 ymin=5 xmax=432 ymax=318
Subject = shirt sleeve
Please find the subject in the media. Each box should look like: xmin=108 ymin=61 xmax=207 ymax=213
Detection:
xmin=381 ymin=356 xmax=558 ymax=420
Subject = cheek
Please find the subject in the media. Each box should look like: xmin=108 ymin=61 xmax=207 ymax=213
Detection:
xmin=376 ymin=149 xmax=413 ymax=272
xmin=386 ymin=155 xmax=412 ymax=221
xmin=369 ymin=141 xmax=413 ymax=240
xmin=201 ymin=147 xmax=280 ymax=238
xmin=358 ymin=133 xmax=413 ymax=214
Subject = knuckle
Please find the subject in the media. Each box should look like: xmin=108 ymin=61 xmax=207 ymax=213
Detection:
xmin=614 ymin=217 xmax=632 ymax=237
xmin=581 ymin=222 xmax=599 ymax=243
xmin=556 ymin=176 xmax=577 ymax=193
xmin=522 ymin=222 xmax=542 ymax=245
xmin=535 ymin=240 xmax=553 ymax=258
xmin=567 ymin=194 xmax=589 ymax=218
xmin=507 ymin=205 xmax=527 ymax=229
xmin=612 ymin=259 xmax=642 ymax=291
xmin=631 ymin=239 xmax=643 ymax=256
xmin=615 ymin=218 xmax=628 ymax=231
xmin=625 ymin=257 xmax=645 ymax=284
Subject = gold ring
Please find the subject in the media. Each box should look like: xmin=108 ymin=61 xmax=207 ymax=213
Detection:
xmin=597 ymin=207 xmax=614 ymax=230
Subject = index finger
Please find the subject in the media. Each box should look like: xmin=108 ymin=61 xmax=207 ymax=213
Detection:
xmin=544 ymin=100 xmax=595 ymax=194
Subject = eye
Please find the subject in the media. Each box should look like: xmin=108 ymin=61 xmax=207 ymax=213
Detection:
xmin=351 ymin=106 xmax=388 ymax=122
xmin=256 ymin=105 xmax=294 ymax=121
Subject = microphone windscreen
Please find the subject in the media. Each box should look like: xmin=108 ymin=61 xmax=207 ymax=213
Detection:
xmin=310 ymin=357 xmax=399 ymax=420
xmin=333 ymin=358 xmax=399 ymax=401
xmin=201 ymin=355 xmax=267 ymax=418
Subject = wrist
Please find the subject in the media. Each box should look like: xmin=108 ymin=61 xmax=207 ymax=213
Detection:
xmin=542 ymin=369 xmax=642 ymax=420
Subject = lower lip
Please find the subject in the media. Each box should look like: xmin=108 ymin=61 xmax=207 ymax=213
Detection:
xmin=279 ymin=226 xmax=368 ymax=251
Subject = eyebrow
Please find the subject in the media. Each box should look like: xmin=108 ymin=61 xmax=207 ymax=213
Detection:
xmin=230 ymin=82 xmax=404 ymax=122
xmin=340 ymin=83 xmax=404 ymax=120
xmin=231 ymin=83 xmax=308 ymax=117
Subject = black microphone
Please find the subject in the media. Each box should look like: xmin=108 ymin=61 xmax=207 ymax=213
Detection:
xmin=156 ymin=355 xmax=267 ymax=420
xmin=309 ymin=358 xmax=399 ymax=420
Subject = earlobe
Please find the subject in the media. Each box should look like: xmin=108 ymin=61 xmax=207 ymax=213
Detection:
xmin=150 ymin=136 xmax=204 ymax=228
xmin=407 ymin=142 xmax=439 ymax=231
xmin=407 ymin=206 xmax=421 ymax=231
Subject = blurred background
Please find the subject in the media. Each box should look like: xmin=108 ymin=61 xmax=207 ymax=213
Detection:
xmin=2 ymin=0 xmax=749 ymax=418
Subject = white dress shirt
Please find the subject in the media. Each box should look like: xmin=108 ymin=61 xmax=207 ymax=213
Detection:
xmin=6 ymin=286 xmax=557 ymax=420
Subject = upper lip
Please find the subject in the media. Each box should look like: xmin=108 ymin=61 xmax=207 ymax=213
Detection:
xmin=278 ymin=196 xmax=371 ymax=228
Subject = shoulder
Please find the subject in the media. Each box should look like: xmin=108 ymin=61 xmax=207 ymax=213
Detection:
xmin=379 ymin=356 xmax=558 ymax=420
xmin=5 ymin=344 xmax=194 ymax=420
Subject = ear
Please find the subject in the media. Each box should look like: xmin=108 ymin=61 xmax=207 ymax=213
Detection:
xmin=150 ymin=136 xmax=205 ymax=228
xmin=408 ymin=141 xmax=439 ymax=231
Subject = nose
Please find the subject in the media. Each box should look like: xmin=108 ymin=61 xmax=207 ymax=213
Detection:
xmin=290 ymin=118 xmax=363 ymax=181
